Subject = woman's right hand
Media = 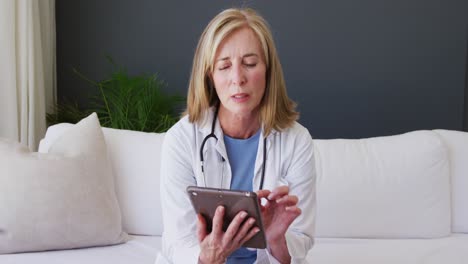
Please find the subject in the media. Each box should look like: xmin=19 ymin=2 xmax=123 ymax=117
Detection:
xmin=197 ymin=206 xmax=260 ymax=264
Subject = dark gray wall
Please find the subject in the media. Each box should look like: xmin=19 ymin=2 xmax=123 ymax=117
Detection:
xmin=465 ymin=26 xmax=468 ymax=131
xmin=56 ymin=0 xmax=468 ymax=139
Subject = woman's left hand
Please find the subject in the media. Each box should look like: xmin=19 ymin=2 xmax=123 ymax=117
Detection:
xmin=256 ymin=185 xmax=301 ymax=244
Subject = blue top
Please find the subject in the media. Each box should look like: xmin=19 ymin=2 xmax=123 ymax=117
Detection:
xmin=223 ymin=130 xmax=260 ymax=264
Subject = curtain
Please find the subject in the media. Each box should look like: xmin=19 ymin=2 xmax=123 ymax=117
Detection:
xmin=0 ymin=0 xmax=56 ymax=151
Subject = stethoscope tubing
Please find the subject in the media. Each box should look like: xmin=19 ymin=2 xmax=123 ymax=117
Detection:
xmin=199 ymin=106 xmax=266 ymax=190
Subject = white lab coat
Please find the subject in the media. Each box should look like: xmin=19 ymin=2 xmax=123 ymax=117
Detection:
xmin=156 ymin=109 xmax=316 ymax=264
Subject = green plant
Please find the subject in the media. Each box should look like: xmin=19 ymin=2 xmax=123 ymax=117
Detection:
xmin=47 ymin=58 xmax=185 ymax=133
xmin=46 ymin=99 xmax=92 ymax=126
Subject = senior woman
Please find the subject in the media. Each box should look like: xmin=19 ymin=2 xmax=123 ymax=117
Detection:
xmin=158 ymin=8 xmax=316 ymax=264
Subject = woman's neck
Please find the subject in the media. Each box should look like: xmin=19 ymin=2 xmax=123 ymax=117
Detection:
xmin=218 ymin=106 xmax=260 ymax=139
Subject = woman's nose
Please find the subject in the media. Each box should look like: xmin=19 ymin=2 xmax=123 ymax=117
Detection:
xmin=230 ymin=64 xmax=246 ymax=86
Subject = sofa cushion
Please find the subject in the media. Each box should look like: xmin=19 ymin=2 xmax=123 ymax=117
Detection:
xmin=0 ymin=113 xmax=127 ymax=254
xmin=434 ymin=129 xmax=468 ymax=233
xmin=307 ymin=234 xmax=468 ymax=264
xmin=0 ymin=235 xmax=161 ymax=264
xmin=39 ymin=124 xmax=165 ymax=236
xmin=313 ymin=130 xmax=451 ymax=238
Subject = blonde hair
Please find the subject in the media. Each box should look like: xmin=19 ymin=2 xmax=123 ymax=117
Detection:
xmin=185 ymin=8 xmax=298 ymax=136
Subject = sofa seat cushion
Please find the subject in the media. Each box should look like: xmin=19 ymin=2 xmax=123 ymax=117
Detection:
xmin=2 ymin=234 xmax=468 ymax=264
xmin=308 ymin=234 xmax=468 ymax=264
xmin=0 ymin=235 xmax=160 ymax=264
xmin=313 ymin=130 xmax=451 ymax=238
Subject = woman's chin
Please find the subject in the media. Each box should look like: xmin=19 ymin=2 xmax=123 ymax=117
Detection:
xmin=224 ymin=105 xmax=259 ymax=117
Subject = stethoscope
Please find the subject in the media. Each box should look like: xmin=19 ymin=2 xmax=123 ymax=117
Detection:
xmin=199 ymin=106 xmax=267 ymax=190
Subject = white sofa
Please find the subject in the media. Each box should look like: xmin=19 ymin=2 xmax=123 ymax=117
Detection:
xmin=1 ymin=123 xmax=467 ymax=264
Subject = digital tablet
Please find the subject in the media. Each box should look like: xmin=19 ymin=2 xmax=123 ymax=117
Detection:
xmin=186 ymin=186 xmax=267 ymax=249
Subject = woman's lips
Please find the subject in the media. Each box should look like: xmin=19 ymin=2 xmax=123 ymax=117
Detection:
xmin=231 ymin=93 xmax=249 ymax=103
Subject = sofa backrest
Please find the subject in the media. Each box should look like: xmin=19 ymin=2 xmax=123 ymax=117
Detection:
xmin=313 ymin=130 xmax=451 ymax=238
xmin=40 ymin=124 xmax=467 ymax=238
xmin=39 ymin=124 xmax=165 ymax=236
xmin=434 ymin=130 xmax=468 ymax=233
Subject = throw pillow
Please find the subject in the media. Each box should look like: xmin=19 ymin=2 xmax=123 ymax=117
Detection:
xmin=39 ymin=124 xmax=166 ymax=236
xmin=0 ymin=113 xmax=128 ymax=254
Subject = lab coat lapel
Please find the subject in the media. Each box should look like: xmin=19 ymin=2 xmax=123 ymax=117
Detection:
xmin=253 ymin=128 xmax=275 ymax=191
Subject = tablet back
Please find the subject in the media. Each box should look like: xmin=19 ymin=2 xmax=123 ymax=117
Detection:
xmin=187 ymin=186 xmax=266 ymax=249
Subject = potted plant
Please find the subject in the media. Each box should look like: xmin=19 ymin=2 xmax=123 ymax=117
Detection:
xmin=47 ymin=57 xmax=185 ymax=133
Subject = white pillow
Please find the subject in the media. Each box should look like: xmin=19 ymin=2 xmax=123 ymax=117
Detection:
xmin=434 ymin=129 xmax=468 ymax=233
xmin=0 ymin=113 xmax=127 ymax=254
xmin=39 ymin=124 xmax=165 ymax=236
xmin=100 ymin=128 xmax=165 ymax=235
xmin=313 ymin=130 xmax=451 ymax=238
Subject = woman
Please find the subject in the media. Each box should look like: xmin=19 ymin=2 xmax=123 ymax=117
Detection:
xmin=158 ymin=8 xmax=316 ymax=264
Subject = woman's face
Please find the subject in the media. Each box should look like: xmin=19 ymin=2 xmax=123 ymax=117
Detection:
xmin=212 ymin=27 xmax=267 ymax=118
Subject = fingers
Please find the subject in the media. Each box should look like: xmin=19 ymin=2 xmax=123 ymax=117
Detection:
xmin=285 ymin=205 xmax=302 ymax=216
xmin=239 ymin=225 xmax=261 ymax=246
xmin=267 ymin=185 xmax=289 ymax=201
xmin=276 ymin=194 xmax=299 ymax=206
xmin=233 ymin=216 xmax=257 ymax=245
xmin=258 ymin=186 xmax=300 ymax=213
xmin=256 ymin=189 xmax=271 ymax=199
xmin=197 ymin=214 xmax=207 ymax=242
xmin=260 ymin=186 xmax=299 ymax=207
xmin=212 ymin=206 xmax=225 ymax=237
xmin=223 ymin=211 xmax=261 ymax=247
xmin=256 ymin=190 xmax=271 ymax=212
xmin=224 ymin=211 xmax=248 ymax=240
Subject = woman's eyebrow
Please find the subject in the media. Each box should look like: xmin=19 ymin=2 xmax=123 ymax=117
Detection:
xmin=216 ymin=53 xmax=259 ymax=62
xmin=243 ymin=53 xmax=258 ymax=59
xmin=216 ymin=57 xmax=230 ymax=62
